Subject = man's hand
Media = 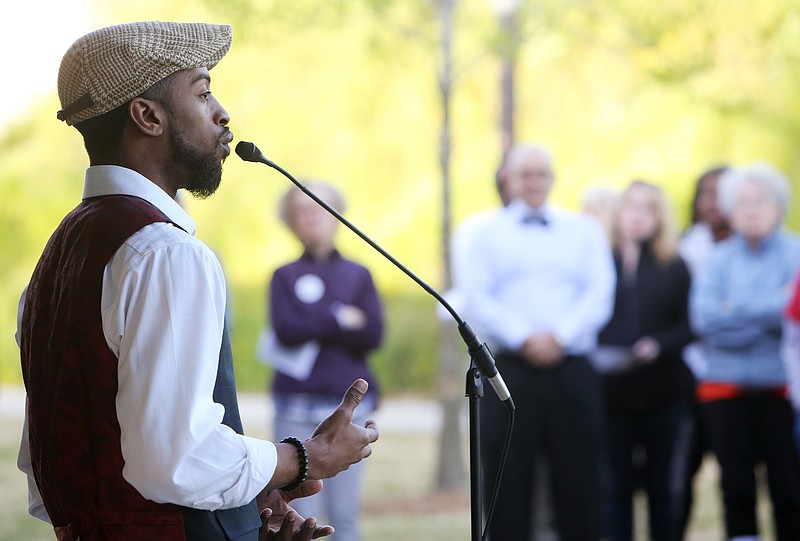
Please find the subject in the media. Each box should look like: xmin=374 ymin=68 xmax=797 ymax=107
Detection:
xmin=257 ymin=481 xmax=335 ymax=541
xmin=305 ymin=379 xmax=379 ymax=480
xmin=521 ymin=333 xmax=564 ymax=368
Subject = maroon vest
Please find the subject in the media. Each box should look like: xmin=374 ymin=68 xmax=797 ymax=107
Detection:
xmin=20 ymin=195 xmax=257 ymax=540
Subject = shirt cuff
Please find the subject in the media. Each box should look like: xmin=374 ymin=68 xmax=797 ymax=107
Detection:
xmin=219 ymin=437 xmax=277 ymax=507
xmin=242 ymin=436 xmax=278 ymax=485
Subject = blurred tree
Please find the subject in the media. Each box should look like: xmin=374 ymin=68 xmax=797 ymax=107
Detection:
xmin=200 ymin=0 xmax=476 ymax=494
xmin=431 ymin=0 xmax=466 ymax=495
xmin=3 ymin=0 xmax=800 ymax=423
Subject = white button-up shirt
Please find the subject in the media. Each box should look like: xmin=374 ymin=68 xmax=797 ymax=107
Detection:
xmin=18 ymin=165 xmax=276 ymax=522
xmin=455 ymin=199 xmax=616 ymax=355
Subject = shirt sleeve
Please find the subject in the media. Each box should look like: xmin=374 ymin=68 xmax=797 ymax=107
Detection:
xmin=689 ymin=249 xmax=761 ymax=348
xmin=104 ymin=224 xmax=276 ymax=510
xmin=16 ymin=287 xmax=51 ymax=523
xmin=648 ymin=258 xmax=695 ymax=355
xmin=17 ymin=405 xmax=51 ymax=523
xmin=338 ymin=268 xmax=384 ymax=351
xmin=270 ymin=264 xmax=384 ymax=352
xmin=550 ymin=219 xmax=617 ymax=351
xmin=457 ymin=223 xmax=532 ymax=351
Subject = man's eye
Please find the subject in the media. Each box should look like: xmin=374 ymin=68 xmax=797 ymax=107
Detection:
xmin=201 ymin=91 xmax=212 ymax=100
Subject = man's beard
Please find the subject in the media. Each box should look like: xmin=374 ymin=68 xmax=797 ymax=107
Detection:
xmin=168 ymin=122 xmax=224 ymax=199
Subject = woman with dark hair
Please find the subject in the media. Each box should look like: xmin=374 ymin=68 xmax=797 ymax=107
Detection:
xmin=680 ymin=166 xmax=732 ymax=276
xmin=676 ymin=166 xmax=731 ymax=538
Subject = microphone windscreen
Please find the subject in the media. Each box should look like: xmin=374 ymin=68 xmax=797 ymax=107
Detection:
xmin=235 ymin=141 xmax=262 ymax=163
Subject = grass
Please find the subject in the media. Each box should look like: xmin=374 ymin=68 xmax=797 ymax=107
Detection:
xmin=0 ymin=394 xmax=778 ymax=541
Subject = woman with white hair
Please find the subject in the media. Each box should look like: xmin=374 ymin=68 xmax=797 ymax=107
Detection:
xmin=266 ymin=182 xmax=385 ymax=541
xmin=690 ymin=163 xmax=800 ymax=541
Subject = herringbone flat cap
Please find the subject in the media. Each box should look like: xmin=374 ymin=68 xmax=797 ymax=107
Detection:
xmin=57 ymin=21 xmax=232 ymax=126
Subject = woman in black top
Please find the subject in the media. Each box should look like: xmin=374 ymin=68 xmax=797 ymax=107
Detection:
xmin=594 ymin=181 xmax=695 ymax=541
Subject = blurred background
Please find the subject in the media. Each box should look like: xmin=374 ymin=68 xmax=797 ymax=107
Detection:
xmin=2 ymin=1 xmax=799 ymax=538
xmin=3 ymin=0 xmax=799 ymax=394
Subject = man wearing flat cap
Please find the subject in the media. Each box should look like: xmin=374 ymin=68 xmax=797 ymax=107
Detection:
xmin=17 ymin=21 xmax=378 ymax=541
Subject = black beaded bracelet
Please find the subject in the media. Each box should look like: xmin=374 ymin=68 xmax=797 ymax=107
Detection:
xmin=280 ymin=437 xmax=309 ymax=491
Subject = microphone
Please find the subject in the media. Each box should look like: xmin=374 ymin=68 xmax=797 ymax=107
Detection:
xmin=236 ymin=140 xmax=513 ymax=409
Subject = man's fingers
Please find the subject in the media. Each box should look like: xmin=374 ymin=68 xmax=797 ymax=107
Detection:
xmin=357 ymin=420 xmax=378 ymax=460
xmin=311 ymin=525 xmax=336 ymax=539
xmin=293 ymin=517 xmax=318 ymax=541
xmin=284 ymin=479 xmax=324 ymax=501
xmin=276 ymin=511 xmax=298 ymax=539
xmin=363 ymin=419 xmax=379 ymax=443
xmin=312 ymin=526 xmax=335 ymax=539
xmin=337 ymin=379 xmax=368 ymax=418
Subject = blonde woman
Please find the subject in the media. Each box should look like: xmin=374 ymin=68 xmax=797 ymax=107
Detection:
xmin=594 ymin=181 xmax=695 ymax=541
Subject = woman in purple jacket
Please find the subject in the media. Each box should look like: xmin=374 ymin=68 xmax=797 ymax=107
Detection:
xmin=267 ymin=182 xmax=384 ymax=541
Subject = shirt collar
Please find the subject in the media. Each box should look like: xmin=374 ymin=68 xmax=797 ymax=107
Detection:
xmin=300 ymin=248 xmax=341 ymax=262
xmin=732 ymin=228 xmax=784 ymax=253
xmin=82 ymin=165 xmax=196 ymax=235
xmin=507 ymin=199 xmax=553 ymax=224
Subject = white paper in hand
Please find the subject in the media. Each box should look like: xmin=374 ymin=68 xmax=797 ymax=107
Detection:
xmin=588 ymin=345 xmax=636 ymax=374
xmin=256 ymin=329 xmax=320 ymax=381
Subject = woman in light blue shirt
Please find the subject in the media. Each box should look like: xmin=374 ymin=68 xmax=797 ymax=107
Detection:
xmin=690 ymin=163 xmax=800 ymax=541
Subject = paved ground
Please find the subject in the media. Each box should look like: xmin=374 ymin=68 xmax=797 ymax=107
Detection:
xmin=0 ymin=385 xmax=444 ymax=436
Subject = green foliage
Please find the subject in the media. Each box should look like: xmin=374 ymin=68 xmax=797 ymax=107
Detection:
xmin=3 ymin=0 xmax=800 ymax=391
xmin=0 ymin=95 xmax=88 ymax=383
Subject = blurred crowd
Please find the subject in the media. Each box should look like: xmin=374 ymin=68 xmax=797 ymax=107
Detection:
xmin=446 ymin=145 xmax=800 ymax=541
xmin=263 ymin=142 xmax=800 ymax=541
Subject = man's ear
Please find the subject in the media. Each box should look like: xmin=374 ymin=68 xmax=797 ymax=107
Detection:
xmin=128 ymin=97 xmax=165 ymax=137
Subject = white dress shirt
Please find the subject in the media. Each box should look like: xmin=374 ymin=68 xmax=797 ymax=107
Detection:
xmin=678 ymin=223 xmax=716 ymax=377
xmin=456 ymin=199 xmax=616 ymax=354
xmin=679 ymin=223 xmax=715 ymax=277
xmin=437 ymin=208 xmax=504 ymax=322
xmin=18 ymin=165 xmax=277 ymax=522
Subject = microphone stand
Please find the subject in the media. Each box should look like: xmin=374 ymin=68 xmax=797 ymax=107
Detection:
xmin=466 ymin=362 xmax=484 ymax=541
xmin=235 ymin=141 xmax=513 ymax=541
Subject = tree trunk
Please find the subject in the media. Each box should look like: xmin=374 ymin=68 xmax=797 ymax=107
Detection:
xmin=433 ymin=0 xmax=467 ymax=493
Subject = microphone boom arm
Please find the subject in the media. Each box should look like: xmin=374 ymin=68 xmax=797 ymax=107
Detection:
xmin=236 ymin=140 xmax=515 ymax=541
xmin=235 ymin=140 xmax=512 ymax=406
